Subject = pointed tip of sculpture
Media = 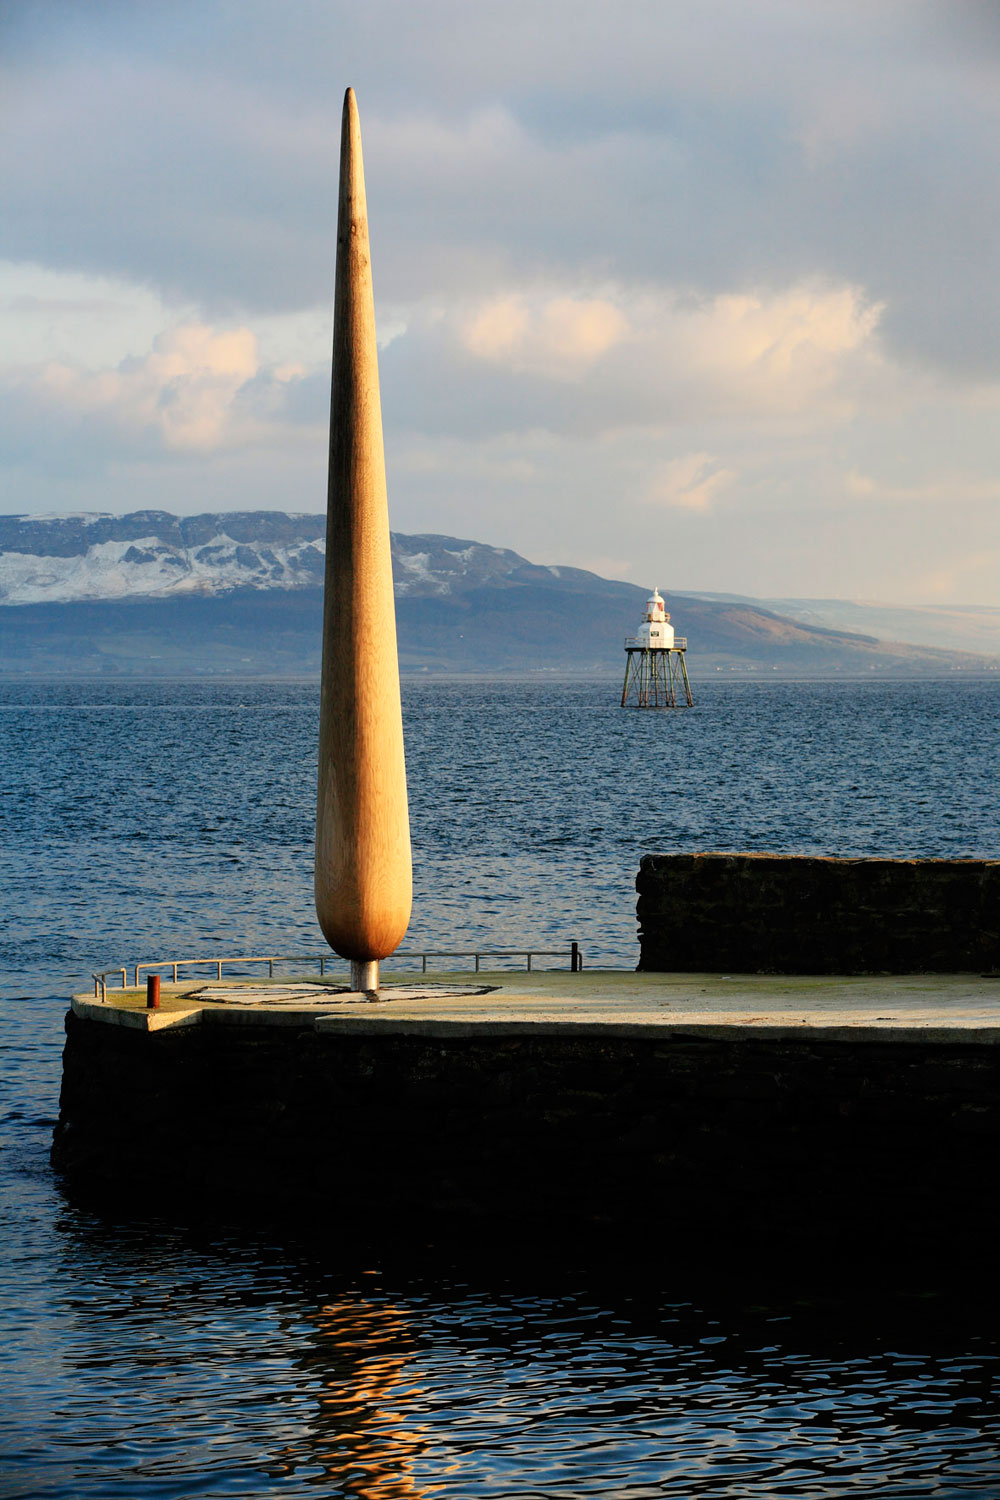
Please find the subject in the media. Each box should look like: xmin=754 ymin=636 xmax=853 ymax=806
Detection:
xmin=342 ymin=88 xmax=361 ymax=159
xmin=338 ymin=87 xmax=366 ymax=220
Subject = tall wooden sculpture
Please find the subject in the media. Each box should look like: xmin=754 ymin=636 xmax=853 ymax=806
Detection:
xmin=315 ymin=88 xmax=412 ymax=993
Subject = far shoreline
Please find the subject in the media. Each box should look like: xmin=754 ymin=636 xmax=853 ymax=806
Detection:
xmin=2 ymin=668 xmax=1000 ymax=686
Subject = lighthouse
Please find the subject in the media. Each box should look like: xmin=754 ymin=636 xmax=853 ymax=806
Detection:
xmin=621 ymin=588 xmax=693 ymax=708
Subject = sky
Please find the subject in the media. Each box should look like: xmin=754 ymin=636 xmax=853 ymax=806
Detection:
xmin=2 ymin=0 xmax=999 ymax=604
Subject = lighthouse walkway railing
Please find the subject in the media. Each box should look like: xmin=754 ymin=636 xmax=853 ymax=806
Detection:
xmin=625 ymin=637 xmax=687 ymax=649
xmin=92 ymin=943 xmax=583 ymax=999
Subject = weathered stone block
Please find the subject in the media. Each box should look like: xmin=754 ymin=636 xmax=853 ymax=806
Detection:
xmin=637 ymin=852 xmax=1000 ymax=972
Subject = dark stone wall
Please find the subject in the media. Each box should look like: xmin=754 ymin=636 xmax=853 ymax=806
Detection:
xmin=637 ymin=853 xmax=1000 ymax=974
xmin=53 ymin=1011 xmax=1000 ymax=1258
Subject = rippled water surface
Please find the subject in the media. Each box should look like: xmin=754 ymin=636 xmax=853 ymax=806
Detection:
xmin=3 ymin=676 xmax=1000 ymax=1496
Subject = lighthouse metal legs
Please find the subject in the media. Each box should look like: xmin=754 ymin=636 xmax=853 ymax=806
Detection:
xmin=676 ymin=651 xmax=694 ymax=707
xmin=620 ymin=653 xmax=632 ymax=707
xmin=621 ymin=648 xmax=693 ymax=708
xmin=621 ymin=648 xmax=671 ymax=706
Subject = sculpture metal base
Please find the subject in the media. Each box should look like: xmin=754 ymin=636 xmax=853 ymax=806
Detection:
xmin=350 ymin=959 xmax=379 ymax=994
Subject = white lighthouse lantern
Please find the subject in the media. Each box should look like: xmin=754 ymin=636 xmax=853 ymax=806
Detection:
xmin=636 ymin=588 xmax=675 ymax=649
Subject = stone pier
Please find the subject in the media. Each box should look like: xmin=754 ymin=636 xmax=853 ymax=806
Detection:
xmin=52 ymin=969 xmax=1000 ymax=1259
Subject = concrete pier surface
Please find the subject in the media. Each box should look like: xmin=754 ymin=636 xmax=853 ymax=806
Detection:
xmin=54 ymin=969 xmax=1000 ymax=1262
xmin=69 ymin=967 xmax=1000 ymax=1041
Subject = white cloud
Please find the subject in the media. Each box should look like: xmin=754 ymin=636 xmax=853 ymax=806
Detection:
xmin=681 ymin=284 xmax=881 ymax=379
xmin=399 ymin=277 xmax=885 ymax=440
xmin=0 ymin=261 xmax=171 ymax=367
xmin=463 ymin=293 xmax=628 ymax=379
xmin=627 ymin=282 xmax=884 ymax=424
xmin=642 ymin=452 xmax=736 ymax=512
xmin=2 ymin=322 xmax=312 ymax=455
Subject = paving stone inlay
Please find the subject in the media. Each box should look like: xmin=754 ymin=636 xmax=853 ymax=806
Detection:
xmin=188 ymin=983 xmax=498 ymax=1005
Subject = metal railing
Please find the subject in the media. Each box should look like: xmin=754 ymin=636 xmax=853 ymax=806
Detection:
xmin=624 ymin=636 xmax=687 ymax=649
xmin=91 ymin=942 xmax=583 ymax=1001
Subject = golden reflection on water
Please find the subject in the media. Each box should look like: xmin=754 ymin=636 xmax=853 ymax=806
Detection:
xmin=276 ymin=1291 xmax=444 ymax=1497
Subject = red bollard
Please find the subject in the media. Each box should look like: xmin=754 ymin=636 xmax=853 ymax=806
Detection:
xmin=146 ymin=974 xmax=161 ymax=1009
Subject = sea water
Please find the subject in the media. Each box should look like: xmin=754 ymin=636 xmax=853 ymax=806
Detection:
xmin=2 ymin=676 xmax=1000 ymax=1497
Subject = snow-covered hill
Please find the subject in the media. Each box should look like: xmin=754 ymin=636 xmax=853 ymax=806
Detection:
xmin=0 ymin=511 xmax=570 ymax=605
xmin=0 ymin=511 xmax=322 ymax=603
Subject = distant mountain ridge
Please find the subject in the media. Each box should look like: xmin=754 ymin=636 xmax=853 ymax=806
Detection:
xmin=0 ymin=510 xmax=590 ymax=606
xmin=687 ymin=591 xmax=1000 ymax=660
xmin=1 ymin=511 xmax=996 ymax=677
